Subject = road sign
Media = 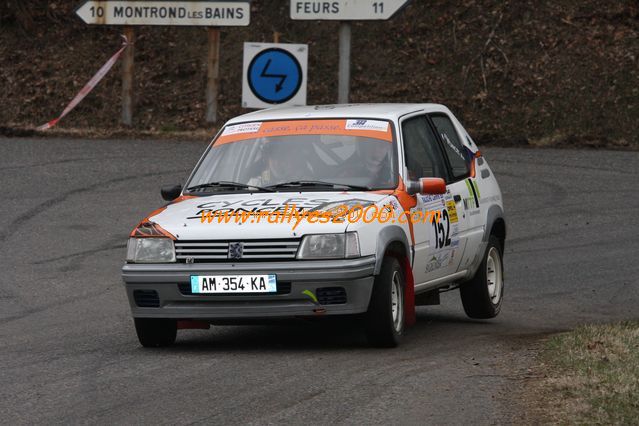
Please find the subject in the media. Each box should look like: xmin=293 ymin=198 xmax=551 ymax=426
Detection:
xmin=76 ymin=1 xmax=250 ymax=26
xmin=75 ymin=1 xmax=251 ymax=125
xmin=242 ymin=43 xmax=308 ymax=109
xmin=290 ymin=1 xmax=411 ymax=104
xmin=290 ymin=0 xmax=410 ymax=20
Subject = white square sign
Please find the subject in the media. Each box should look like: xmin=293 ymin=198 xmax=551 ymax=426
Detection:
xmin=242 ymin=42 xmax=308 ymax=109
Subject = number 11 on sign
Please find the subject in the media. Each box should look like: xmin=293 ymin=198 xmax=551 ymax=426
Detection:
xmin=290 ymin=0 xmax=411 ymax=104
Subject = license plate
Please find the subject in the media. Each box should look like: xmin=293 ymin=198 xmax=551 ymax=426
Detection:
xmin=190 ymin=274 xmax=277 ymax=294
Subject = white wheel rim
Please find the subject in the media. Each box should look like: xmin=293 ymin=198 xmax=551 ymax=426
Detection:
xmin=486 ymin=247 xmax=503 ymax=304
xmin=391 ymin=271 xmax=403 ymax=332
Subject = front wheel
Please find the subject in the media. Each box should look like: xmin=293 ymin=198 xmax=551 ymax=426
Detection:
xmin=134 ymin=318 xmax=177 ymax=347
xmin=460 ymin=235 xmax=504 ymax=319
xmin=365 ymin=257 xmax=405 ymax=347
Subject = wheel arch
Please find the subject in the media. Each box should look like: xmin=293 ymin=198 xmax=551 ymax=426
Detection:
xmin=374 ymin=226 xmax=415 ymax=327
xmin=484 ymin=205 xmax=506 ymax=252
xmin=374 ymin=225 xmax=411 ymax=275
xmin=490 ymin=217 xmax=506 ymax=252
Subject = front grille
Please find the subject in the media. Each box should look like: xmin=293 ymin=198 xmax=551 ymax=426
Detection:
xmin=178 ymin=282 xmax=292 ymax=295
xmin=175 ymin=239 xmax=301 ymax=262
xmin=133 ymin=290 xmax=160 ymax=307
xmin=316 ymin=287 xmax=347 ymax=305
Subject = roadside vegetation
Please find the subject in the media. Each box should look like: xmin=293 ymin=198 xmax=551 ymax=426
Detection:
xmin=532 ymin=322 xmax=639 ymax=424
xmin=1 ymin=1 xmax=638 ymax=148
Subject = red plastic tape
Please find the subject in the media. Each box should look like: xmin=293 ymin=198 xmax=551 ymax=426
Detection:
xmin=37 ymin=36 xmax=129 ymax=131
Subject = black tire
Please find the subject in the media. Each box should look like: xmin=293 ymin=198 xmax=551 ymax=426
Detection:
xmin=460 ymin=235 xmax=504 ymax=319
xmin=365 ymin=257 xmax=405 ymax=348
xmin=134 ymin=318 xmax=177 ymax=347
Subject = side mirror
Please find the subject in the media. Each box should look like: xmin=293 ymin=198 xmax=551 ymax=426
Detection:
xmin=406 ymin=177 xmax=446 ymax=195
xmin=161 ymin=184 xmax=182 ymax=201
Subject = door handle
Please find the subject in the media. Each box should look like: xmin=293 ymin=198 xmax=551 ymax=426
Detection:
xmin=454 ymin=195 xmax=462 ymax=203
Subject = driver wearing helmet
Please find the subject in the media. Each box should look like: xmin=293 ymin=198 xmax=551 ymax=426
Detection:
xmin=248 ymin=139 xmax=313 ymax=187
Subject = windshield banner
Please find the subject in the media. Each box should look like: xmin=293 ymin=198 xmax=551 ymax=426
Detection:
xmin=216 ymin=119 xmax=393 ymax=145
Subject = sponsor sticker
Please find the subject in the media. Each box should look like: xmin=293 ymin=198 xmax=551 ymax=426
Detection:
xmin=446 ymin=200 xmax=458 ymax=223
xmin=425 ymin=251 xmax=452 ymax=273
xmin=222 ymin=122 xmax=262 ymax=136
xmin=345 ymin=119 xmax=389 ymax=132
xmin=441 ymin=133 xmax=466 ymax=161
xmin=465 ymin=178 xmax=480 ymax=208
xmin=389 ymin=198 xmax=402 ymax=212
xmin=419 ymin=194 xmax=445 ymax=204
xmin=216 ymin=119 xmax=393 ymax=144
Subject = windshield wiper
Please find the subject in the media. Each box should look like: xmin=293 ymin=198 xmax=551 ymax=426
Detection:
xmin=265 ymin=180 xmax=371 ymax=191
xmin=187 ymin=181 xmax=274 ymax=192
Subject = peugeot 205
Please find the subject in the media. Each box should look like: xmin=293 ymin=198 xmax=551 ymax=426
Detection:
xmin=122 ymin=104 xmax=506 ymax=348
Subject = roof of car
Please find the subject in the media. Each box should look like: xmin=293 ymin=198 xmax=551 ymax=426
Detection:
xmin=225 ymin=103 xmax=449 ymax=124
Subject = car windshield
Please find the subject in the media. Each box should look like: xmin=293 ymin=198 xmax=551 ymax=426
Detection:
xmin=186 ymin=119 xmax=398 ymax=192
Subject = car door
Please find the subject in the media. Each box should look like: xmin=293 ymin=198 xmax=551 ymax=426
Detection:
xmin=400 ymin=114 xmax=462 ymax=286
xmin=429 ymin=112 xmax=484 ymax=275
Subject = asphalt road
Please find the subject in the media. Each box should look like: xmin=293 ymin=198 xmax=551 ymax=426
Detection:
xmin=1 ymin=137 xmax=637 ymax=425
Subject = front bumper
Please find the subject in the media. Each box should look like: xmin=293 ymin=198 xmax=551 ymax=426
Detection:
xmin=121 ymin=256 xmax=376 ymax=319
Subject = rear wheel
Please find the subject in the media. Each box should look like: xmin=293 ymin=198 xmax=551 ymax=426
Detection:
xmin=365 ymin=257 xmax=405 ymax=347
xmin=134 ymin=318 xmax=177 ymax=347
xmin=460 ymin=235 xmax=504 ymax=319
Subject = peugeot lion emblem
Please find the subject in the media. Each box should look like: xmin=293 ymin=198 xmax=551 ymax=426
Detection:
xmin=228 ymin=242 xmax=244 ymax=260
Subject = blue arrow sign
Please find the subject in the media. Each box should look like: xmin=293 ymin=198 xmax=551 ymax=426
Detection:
xmin=247 ymin=48 xmax=303 ymax=104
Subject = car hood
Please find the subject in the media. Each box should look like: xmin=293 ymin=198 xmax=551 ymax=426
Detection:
xmin=146 ymin=191 xmax=389 ymax=240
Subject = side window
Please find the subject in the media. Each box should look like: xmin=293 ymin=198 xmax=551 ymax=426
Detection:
xmin=431 ymin=114 xmax=470 ymax=179
xmin=401 ymin=116 xmax=449 ymax=182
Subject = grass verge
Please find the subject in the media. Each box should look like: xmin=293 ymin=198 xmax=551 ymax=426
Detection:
xmin=532 ymin=322 xmax=639 ymax=424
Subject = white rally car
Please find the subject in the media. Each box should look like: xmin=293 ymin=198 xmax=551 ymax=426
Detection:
xmin=123 ymin=104 xmax=506 ymax=347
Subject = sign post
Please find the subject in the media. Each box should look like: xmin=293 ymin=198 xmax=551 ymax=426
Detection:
xmin=290 ymin=0 xmax=411 ymax=104
xmin=206 ymin=28 xmax=221 ymax=124
xmin=337 ymin=22 xmax=351 ymax=104
xmin=121 ymin=26 xmax=134 ymax=126
xmin=75 ymin=0 xmax=250 ymax=125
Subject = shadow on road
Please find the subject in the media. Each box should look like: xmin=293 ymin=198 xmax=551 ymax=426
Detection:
xmin=139 ymin=310 xmax=501 ymax=354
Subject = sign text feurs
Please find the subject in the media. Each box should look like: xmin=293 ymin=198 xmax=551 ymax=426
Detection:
xmin=290 ymin=0 xmax=411 ymax=20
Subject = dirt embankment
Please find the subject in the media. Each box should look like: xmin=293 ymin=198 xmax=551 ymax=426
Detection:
xmin=1 ymin=1 xmax=637 ymax=148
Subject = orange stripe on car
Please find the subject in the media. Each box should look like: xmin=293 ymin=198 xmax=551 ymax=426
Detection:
xmin=169 ymin=195 xmax=198 ymax=205
xmin=371 ymin=177 xmax=417 ymax=246
xmin=216 ymin=119 xmax=394 ymax=145
xmin=146 ymin=206 xmax=167 ymax=220
xmin=130 ymin=221 xmax=176 ymax=240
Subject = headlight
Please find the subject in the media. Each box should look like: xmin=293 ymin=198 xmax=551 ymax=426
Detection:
xmin=126 ymin=238 xmax=176 ymax=263
xmin=297 ymin=232 xmax=360 ymax=259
